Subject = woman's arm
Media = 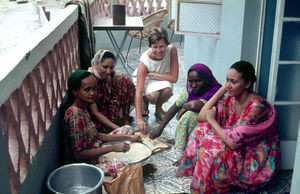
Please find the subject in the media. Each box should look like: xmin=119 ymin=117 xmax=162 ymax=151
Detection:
xmin=73 ymin=143 xmax=130 ymax=161
xmin=135 ymin=62 xmax=148 ymax=134
xmin=97 ymin=132 xmax=142 ymax=143
xmin=89 ymin=103 xmax=120 ymax=130
xmin=183 ymin=100 xmax=205 ymax=113
xmin=73 ymin=133 xmax=143 ymax=161
xmin=198 ymin=84 xmax=228 ymax=122
xmin=206 ymin=107 xmax=241 ymax=150
xmin=149 ymin=102 xmax=180 ymax=139
xmin=150 ymin=45 xmax=179 ymax=83
xmin=177 ymin=100 xmax=205 ymax=120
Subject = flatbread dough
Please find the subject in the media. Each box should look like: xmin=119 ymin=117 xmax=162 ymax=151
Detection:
xmin=135 ymin=132 xmax=171 ymax=154
xmin=102 ymin=142 xmax=152 ymax=164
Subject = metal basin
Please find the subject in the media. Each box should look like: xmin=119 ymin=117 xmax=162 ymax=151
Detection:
xmin=47 ymin=163 xmax=104 ymax=194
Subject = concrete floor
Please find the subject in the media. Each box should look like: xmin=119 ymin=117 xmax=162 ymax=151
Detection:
xmin=0 ymin=0 xmax=292 ymax=192
xmin=119 ymin=42 xmax=293 ymax=194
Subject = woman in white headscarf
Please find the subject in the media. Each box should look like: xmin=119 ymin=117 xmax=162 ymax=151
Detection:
xmin=88 ymin=49 xmax=135 ymax=133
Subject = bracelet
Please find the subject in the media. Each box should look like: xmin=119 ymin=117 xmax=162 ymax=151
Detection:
xmin=149 ymin=72 xmax=153 ymax=79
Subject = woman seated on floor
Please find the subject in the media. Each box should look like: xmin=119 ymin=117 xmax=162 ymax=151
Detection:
xmin=63 ymin=70 xmax=142 ymax=174
xmin=149 ymin=63 xmax=221 ymax=155
xmin=133 ymin=27 xmax=179 ymax=134
xmin=88 ymin=49 xmax=135 ymax=133
xmin=176 ymin=61 xmax=280 ymax=193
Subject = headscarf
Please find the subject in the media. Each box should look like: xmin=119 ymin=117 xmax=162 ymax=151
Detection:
xmin=67 ymin=69 xmax=90 ymax=96
xmin=186 ymin=63 xmax=221 ymax=103
xmin=90 ymin=49 xmax=113 ymax=79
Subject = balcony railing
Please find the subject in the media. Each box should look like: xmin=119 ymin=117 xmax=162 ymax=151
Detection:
xmin=0 ymin=0 xmax=167 ymax=193
xmin=0 ymin=4 xmax=79 ymax=193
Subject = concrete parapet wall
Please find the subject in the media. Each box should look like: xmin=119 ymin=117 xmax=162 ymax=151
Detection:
xmin=0 ymin=5 xmax=79 ymax=194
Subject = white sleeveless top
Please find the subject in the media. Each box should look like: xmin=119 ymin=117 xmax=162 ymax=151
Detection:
xmin=132 ymin=45 xmax=173 ymax=95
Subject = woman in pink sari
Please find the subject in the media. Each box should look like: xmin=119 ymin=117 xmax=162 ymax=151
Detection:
xmin=176 ymin=61 xmax=280 ymax=193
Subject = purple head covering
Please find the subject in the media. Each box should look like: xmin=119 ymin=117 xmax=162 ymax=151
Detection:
xmin=186 ymin=63 xmax=221 ymax=103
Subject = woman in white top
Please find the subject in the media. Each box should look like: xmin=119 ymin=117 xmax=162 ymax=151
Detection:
xmin=133 ymin=27 xmax=179 ymax=134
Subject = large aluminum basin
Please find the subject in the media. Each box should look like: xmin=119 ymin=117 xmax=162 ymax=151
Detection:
xmin=47 ymin=163 xmax=104 ymax=194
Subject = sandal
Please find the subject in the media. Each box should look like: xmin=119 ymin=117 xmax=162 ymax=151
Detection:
xmin=172 ymin=159 xmax=181 ymax=167
xmin=154 ymin=110 xmax=166 ymax=121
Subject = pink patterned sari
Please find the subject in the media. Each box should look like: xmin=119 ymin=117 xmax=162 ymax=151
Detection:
xmin=176 ymin=96 xmax=280 ymax=193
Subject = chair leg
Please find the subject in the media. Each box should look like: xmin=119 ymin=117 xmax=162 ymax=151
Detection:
xmin=126 ymin=36 xmax=134 ymax=59
xmin=139 ymin=31 xmax=142 ymax=54
xmin=180 ymin=34 xmax=183 ymax=46
xmin=170 ymin=30 xmax=175 ymax=43
xmin=139 ymin=38 xmax=142 ymax=54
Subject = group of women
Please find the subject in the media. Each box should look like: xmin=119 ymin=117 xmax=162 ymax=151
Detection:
xmin=63 ymin=26 xmax=280 ymax=193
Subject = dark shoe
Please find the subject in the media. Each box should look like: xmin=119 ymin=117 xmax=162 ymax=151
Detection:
xmin=142 ymin=100 xmax=149 ymax=117
xmin=142 ymin=163 xmax=157 ymax=176
xmin=166 ymin=139 xmax=175 ymax=145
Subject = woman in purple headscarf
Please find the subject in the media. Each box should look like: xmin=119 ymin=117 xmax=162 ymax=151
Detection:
xmin=149 ymin=63 xmax=221 ymax=156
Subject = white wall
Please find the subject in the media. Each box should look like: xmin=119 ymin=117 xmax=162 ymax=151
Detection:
xmin=184 ymin=0 xmax=246 ymax=84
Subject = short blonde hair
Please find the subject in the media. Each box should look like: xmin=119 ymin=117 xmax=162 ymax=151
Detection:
xmin=148 ymin=27 xmax=169 ymax=47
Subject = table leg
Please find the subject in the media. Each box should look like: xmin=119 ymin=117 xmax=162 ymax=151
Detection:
xmin=106 ymin=30 xmax=135 ymax=75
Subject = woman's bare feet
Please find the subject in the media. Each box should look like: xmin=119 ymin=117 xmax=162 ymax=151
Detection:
xmin=154 ymin=107 xmax=166 ymax=121
xmin=166 ymin=139 xmax=175 ymax=145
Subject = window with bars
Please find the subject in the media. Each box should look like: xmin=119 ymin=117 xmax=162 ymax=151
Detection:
xmin=175 ymin=0 xmax=222 ymax=38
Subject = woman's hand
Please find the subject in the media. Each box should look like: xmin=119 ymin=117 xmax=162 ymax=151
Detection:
xmin=137 ymin=118 xmax=147 ymax=134
xmin=149 ymin=129 xmax=163 ymax=139
xmin=128 ymin=135 xmax=143 ymax=143
xmin=177 ymin=108 xmax=187 ymax=120
xmin=113 ymin=142 xmax=130 ymax=152
xmin=88 ymin=66 xmax=94 ymax=73
xmin=147 ymin=72 xmax=156 ymax=80
xmin=113 ymin=70 xmax=123 ymax=84
xmin=219 ymin=83 xmax=228 ymax=95
xmin=206 ymin=106 xmax=217 ymax=122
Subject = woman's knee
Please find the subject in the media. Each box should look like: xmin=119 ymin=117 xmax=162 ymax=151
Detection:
xmin=145 ymin=91 xmax=160 ymax=104
xmin=158 ymin=88 xmax=173 ymax=102
xmin=161 ymin=87 xmax=173 ymax=97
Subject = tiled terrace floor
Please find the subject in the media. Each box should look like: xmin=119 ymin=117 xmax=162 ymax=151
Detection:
xmin=117 ymin=42 xmax=293 ymax=194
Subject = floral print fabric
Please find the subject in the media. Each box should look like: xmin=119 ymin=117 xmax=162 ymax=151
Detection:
xmin=64 ymin=106 xmax=134 ymax=174
xmin=93 ymin=74 xmax=135 ymax=132
xmin=176 ymin=96 xmax=280 ymax=193
xmin=174 ymin=90 xmax=206 ymax=150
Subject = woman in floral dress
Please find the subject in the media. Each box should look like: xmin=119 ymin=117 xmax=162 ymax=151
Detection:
xmin=176 ymin=61 xmax=280 ymax=193
xmin=63 ymin=70 xmax=141 ymax=174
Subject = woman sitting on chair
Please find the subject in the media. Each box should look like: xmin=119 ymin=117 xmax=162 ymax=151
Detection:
xmin=177 ymin=61 xmax=280 ymax=193
xmin=88 ymin=49 xmax=135 ymax=133
xmin=133 ymin=27 xmax=179 ymax=134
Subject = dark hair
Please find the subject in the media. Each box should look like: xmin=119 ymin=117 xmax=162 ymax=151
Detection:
xmin=148 ymin=27 xmax=169 ymax=47
xmin=67 ymin=71 xmax=93 ymax=98
xmin=230 ymin=60 xmax=257 ymax=88
xmin=101 ymin=51 xmax=115 ymax=62
xmin=188 ymin=69 xmax=202 ymax=78
xmin=62 ymin=71 xmax=94 ymax=121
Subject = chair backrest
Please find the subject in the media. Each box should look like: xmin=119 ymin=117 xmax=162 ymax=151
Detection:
xmin=167 ymin=19 xmax=175 ymax=30
xmin=141 ymin=9 xmax=168 ymax=40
